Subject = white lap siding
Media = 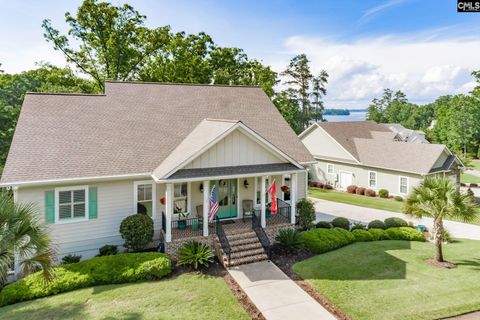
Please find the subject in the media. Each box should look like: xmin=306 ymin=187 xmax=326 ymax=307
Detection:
xmin=17 ymin=179 xmax=162 ymax=259
xmin=313 ymin=160 xmax=423 ymax=196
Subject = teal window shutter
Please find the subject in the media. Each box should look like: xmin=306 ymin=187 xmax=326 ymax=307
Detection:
xmin=45 ymin=190 xmax=55 ymax=224
xmin=89 ymin=187 xmax=98 ymax=219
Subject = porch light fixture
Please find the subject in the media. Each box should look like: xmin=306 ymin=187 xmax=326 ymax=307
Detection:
xmin=243 ymin=179 xmax=249 ymax=188
xmin=199 ymin=183 xmax=204 ymax=193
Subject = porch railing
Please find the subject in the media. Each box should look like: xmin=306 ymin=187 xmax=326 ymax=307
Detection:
xmin=253 ymin=199 xmax=292 ymax=227
xmin=215 ymin=216 xmax=231 ymax=265
xmin=252 ymin=211 xmax=271 ymax=258
xmin=171 ymin=217 xmax=203 ymax=239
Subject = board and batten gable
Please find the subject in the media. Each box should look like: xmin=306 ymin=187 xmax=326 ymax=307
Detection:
xmin=432 ymin=149 xmax=449 ymax=169
xmin=313 ymin=159 xmax=423 ymax=196
xmin=16 ymin=178 xmax=164 ymax=259
xmin=183 ymin=128 xmax=285 ymax=169
xmin=300 ymin=125 xmax=357 ymax=162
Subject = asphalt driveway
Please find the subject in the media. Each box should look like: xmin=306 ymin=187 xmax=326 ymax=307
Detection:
xmin=311 ymin=198 xmax=480 ymax=240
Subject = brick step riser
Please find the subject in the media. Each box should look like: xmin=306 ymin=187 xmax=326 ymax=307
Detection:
xmin=225 ymin=254 xmax=268 ymax=267
xmin=223 ymin=232 xmax=258 ymax=241
xmin=221 ymin=248 xmax=266 ymax=260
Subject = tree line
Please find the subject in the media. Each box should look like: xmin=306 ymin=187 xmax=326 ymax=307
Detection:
xmin=367 ymin=74 xmax=480 ymax=159
xmin=0 ymin=0 xmax=329 ymax=173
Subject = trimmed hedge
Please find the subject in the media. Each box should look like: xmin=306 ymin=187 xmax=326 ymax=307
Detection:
xmin=394 ymin=195 xmax=404 ymax=202
xmin=120 ymin=214 xmax=154 ymax=251
xmin=356 ymin=187 xmax=366 ymax=195
xmin=352 ymin=229 xmax=374 ymax=242
xmin=368 ymin=228 xmax=389 ymax=241
xmin=346 ymin=185 xmax=357 ymax=194
xmin=351 ymin=223 xmax=366 ymax=231
xmin=384 ymin=217 xmax=408 ymax=228
xmin=331 ymin=217 xmax=350 ymax=230
xmin=386 ymin=227 xmax=426 ymax=241
xmin=299 ymin=228 xmax=355 ymax=254
xmin=368 ymin=219 xmax=386 ymax=230
xmin=316 ymin=221 xmax=332 ymax=229
xmin=365 ymin=189 xmax=376 ymax=197
xmin=378 ymin=189 xmax=389 ymax=198
xmin=0 ymin=253 xmax=171 ymax=306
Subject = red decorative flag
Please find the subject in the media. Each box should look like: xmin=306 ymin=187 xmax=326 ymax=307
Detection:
xmin=268 ymin=179 xmax=277 ymax=215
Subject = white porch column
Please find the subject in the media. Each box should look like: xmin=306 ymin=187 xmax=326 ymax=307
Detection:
xmin=290 ymin=173 xmax=298 ymax=225
xmin=203 ymin=180 xmax=210 ymax=236
xmin=165 ymin=183 xmax=173 ymax=242
xmin=261 ymin=176 xmax=266 ymax=228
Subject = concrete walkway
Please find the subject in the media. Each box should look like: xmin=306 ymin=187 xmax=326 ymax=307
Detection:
xmin=228 ymin=261 xmax=336 ymax=320
xmin=312 ymin=198 xmax=480 ymax=240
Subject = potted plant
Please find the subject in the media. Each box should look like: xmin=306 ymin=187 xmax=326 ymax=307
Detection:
xmin=177 ymin=212 xmax=189 ymax=229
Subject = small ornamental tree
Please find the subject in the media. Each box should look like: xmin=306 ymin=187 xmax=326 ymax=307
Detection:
xmin=405 ymin=177 xmax=477 ymax=263
xmin=296 ymin=198 xmax=316 ymax=230
xmin=120 ymin=214 xmax=154 ymax=251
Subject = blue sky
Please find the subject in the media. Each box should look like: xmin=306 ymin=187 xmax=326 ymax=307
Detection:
xmin=1 ymin=0 xmax=479 ymax=108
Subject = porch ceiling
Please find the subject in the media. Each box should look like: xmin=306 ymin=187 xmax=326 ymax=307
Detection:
xmin=164 ymin=163 xmax=302 ymax=181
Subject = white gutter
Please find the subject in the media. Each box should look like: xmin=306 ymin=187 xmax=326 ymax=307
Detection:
xmin=0 ymin=173 xmax=152 ymax=188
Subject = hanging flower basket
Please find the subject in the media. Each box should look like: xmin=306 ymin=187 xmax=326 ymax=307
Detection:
xmin=280 ymin=185 xmax=289 ymax=192
xmin=160 ymin=197 xmax=166 ymax=205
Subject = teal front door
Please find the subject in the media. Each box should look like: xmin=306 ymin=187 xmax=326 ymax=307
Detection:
xmin=214 ymin=179 xmax=238 ymax=219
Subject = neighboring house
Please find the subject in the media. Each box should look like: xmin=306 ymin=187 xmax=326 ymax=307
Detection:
xmin=383 ymin=123 xmax=429 ymax=144
xmin=300 ymin=121 xmax=462 ymax=196
xmin=0 ymin=81 xmax=313 ymax=266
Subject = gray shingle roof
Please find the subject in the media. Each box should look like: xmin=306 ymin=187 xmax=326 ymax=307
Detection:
xmin=316 ymin=121 xmax=452 ymax=175
xmin=1 ymin=81 xmax=313 ymax=184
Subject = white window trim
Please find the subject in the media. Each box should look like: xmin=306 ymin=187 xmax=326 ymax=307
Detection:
xmin=134 ymin=180 xmax=156 ymax=219
xmin=368 ymin=171 xmax=377 ymax=189
xmin=399 ymin=176 xmax=409 ymax=195
xmin=173 ymin=182 xmax=189 ymax=216
xmin=55 ymin=185 xmax=89 ymax=224
xmin=327 ymin=163 xmax=334 ymax=174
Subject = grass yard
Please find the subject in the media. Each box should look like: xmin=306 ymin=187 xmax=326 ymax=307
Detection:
xmin=0 ymin=273 xmax=249 ymax=320
xmin=308 ymin=188 xmax=480 ymax=226
xmin=461 ymin=172 xmax=480 ymax=184
xmin=293 ymin=240 xmax=480 ymax=320
xmin=469 ymin=159 xmax=480 ymax=171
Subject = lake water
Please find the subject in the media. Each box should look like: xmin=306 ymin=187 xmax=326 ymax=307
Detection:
xmin=324 ymin=111 xmax=367 ymax=122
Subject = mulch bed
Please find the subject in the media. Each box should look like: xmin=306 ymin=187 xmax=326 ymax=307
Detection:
xmin=171 ymin=259 xmax=264 ymax=320
xmin=426 ymin=258 xmax=457 ymax=269
xmin=271 ymin=248 xmax=351 ymax=320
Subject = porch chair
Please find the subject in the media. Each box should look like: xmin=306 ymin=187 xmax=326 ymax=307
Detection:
xmin=193 ymin=205 xmax=203 ymax=231
xmin=242 ymin=200 xmax=254 ymax=222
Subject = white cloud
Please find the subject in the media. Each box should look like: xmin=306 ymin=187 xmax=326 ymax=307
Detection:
xmin=360 ymin=0 xmax=407 ymax=24
xmin=273 ymin=34 xmax=480 ymax=108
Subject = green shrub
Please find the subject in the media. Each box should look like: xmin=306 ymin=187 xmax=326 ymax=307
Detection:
xmin=352 ymin=229 xmax=374 ymax=241
xmin=331 ymin=217 xmax=350 ymax=230
xmin=384 ymin=217 xmax=408 ymax=228
xmin=442 ymin=229 xmax=451 ymax=243
xmin=351 ymin=222 xmax=366 ymax=231
xmin=394 ymin=195 xmax=403 ymax=201
xmin=368 ymin=219 xmax=386 ymax=230
xmin=386 ymin=227 xmax=426 ymax=241
xmin=299 ymin=228 xmax=355 ymax=254
xmin=98 ymin=245 xmax=118 ymax=256
xmin=0 ymin=253 xmax=171 ymax=306
xmin=119 ymin=214 xmax=154 ymax=251
xmin=378 ymin=189 xmax=389 ymax=198
xmin=316 ymin=221 xmax=332 ymax=229
xmin=296 ymin=198 xmax=316 ymax=230
xmin=368 ymin=228 xmax=390 ymax=241
xmin=275 ymin=228 xmax=304 ymax=253
xmin=177 ymin=241 xmax=214 ymax=270
xmin=61 ymin=254 xmax=81 ymax=264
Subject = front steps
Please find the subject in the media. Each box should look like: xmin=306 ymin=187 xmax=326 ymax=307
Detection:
xmin=216 ymin=229 xmax=268 ymax=267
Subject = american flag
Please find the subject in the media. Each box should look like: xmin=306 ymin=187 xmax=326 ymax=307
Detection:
xmin=208 ymin=185 xmax=219 ymax=222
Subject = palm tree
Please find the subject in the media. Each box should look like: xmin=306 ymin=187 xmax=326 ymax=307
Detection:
xmin=405 ymin=177 xmax=477 ymax=262
xmin=0 ymin=190 xmax=56 ymax=285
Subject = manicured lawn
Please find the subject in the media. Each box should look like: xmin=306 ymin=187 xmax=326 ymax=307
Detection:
xmin=469 ymin=159 xmax=480 ymax=170
xmin=461 ymin=172 xmax=480 ymax=184
xmin=0 ymin=273 xmax=249 ymax=320
xmin=308 ymin=188 xmax=403 ymax=212
xmin=293 ymin=240 xmax=480 ymax=320
xmin=308 ymin=188 xmax=480 ymax=226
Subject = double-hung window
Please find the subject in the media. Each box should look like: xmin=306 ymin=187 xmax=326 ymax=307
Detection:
xmin=327 ymin=164 xmax=334 ymax=174
xmin=173 ymin=182 xmax=188 ymax=215
xmin=56 ymin=186 xmax=88 ymax=222
xmin=368 ymin=171 xmax=377 ymax=189
xmin=134 ymin=181 xmax=155 ymax=217
xmin=399 ymin=177 xmax=409 ymax=195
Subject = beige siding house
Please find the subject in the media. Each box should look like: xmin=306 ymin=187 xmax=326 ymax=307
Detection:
xmin=300 ymin=121 xmax=462 ymax=196
xmin=1 ymin=81 xmax=313 ymax=267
